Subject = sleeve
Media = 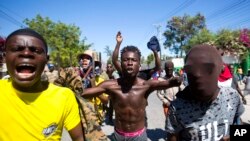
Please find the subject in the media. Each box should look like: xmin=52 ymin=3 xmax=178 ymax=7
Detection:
xmin=229 ymin=88 xmax=245 ymax=124
xmin=157 ymin=92 xmax=169 ymax=105
xmin=243 ymin=76 xmax=247 ymax=84
xmin=63 ymin=89 xmax=81 ymax=131
xmin=236 ymin=94 xmax=245 ymax=117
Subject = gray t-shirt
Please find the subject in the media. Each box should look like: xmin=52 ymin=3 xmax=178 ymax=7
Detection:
xmin=166 ymin=87 xmax=245 ymax=141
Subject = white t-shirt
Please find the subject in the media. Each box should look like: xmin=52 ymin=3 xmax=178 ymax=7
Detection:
xmin=218 ymin=78 xmax=232 ymax=88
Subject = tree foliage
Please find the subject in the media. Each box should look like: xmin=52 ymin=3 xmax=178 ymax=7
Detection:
xmin=185 ymin=28 xmax=215 ymax=51
xmin=103 ymin=45 xmax=113 ymax=64
xmin=215 ymin=29 xmax=248 ymax=60
xmin=24 ymin=15 xmax=91 ymax=67
xmin=140 ymin=56 xmax=145 ymax=64
xmin=146 ymin=53 xmax=154 ymax=68
xmin=239 ymin=28 xmax=250 ymax=48
xmin=185 ymin=28 xmax=249 ymax=60
xmin=163 ymin=13 xmax=206 ymax=57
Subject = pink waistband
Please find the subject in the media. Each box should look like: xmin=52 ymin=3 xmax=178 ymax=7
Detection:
xmin=115 ymin=127 xmax=145 ymax=137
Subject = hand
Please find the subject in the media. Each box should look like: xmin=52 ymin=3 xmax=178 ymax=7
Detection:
xmin=220 ymin=136 xmax=230 ymax=141
xmin=169 ymin=76 xmax=182 ymax=87
xmin=116 ymin=31 xmax=123 ymax=43
xmin=147 ymin=36 xmax=160 ymax=52
xmin=242 ymin=97 xmax=247 ymax=105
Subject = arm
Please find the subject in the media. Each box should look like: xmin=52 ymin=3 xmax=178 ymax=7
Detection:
xmin=235 ymin=83 xmax=247 ymax=104
xmin=146 ymin=77 xmax=182 ymax=93
xmin=233 ymin=76 xmax=247 ymax=104
xmin=150 ymin=49 xmax=161 ymax=75
xmin=112 ymin=31 xmax=123 ymax=74
xmin=167 ymin=134 xmax=179 ymax=141
xmin=68 ymin=123 xmax=84 ymax=141
xmin=166 ymin=107 xmax=181 ymax=141
xmin=220 ymin=136 xmax=230 ymax=141
xmin=81 ymin=82 xmax=107 ymax=99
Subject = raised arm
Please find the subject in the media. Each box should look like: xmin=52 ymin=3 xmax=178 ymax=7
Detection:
xmin=147 ymin=36 xmax=161 ymax=76
xmin=112 ymin=31 xmax=123 ymax=74
xmin=151 ymin=49 xmax=161 ymax=74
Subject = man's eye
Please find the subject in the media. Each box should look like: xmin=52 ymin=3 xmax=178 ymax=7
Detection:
xmin=10 ymin=46 xmax=25 ymax=51
xmin=29 ymin=47 xmax=45 ymax=54
xmin=9 ymin=46 xmax=45 ymax=54
xmin=132 ymin=59 xmax=138 ymax=62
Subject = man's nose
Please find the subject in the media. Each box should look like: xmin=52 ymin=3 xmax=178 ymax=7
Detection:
xmin=127 ymin=60 xmax=133 ymax=65
xmin=23 ymin=47 xmax=32 ymax=54
xmin=19 ymin=47 xmax=35 ymax=58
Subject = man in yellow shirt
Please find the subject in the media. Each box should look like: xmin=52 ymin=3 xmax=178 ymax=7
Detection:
xmin=90 ymin=56 xmax=109 ymax=124
xmin=0 ymin=28 xmax=84 ymax=141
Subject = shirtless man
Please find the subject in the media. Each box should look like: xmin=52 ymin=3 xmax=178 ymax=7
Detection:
xmin=113 ymin=31 xmax=161 ymax=80
xmin=81 ymin=45 xmax=181 ymax=140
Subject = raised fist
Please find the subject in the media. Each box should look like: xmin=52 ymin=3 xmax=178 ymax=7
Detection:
xmin=169 ymin=76 xmax=182 ymax=87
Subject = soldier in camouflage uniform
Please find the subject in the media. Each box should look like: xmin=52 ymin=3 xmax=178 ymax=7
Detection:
xmin=54 ymin=49 xmax=108 ymax=141
xmin=54 ymin=67 xmax=108 ymax=141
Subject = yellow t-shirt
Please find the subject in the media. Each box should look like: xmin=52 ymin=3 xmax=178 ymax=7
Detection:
xmin=0 ymin=79 xmax=81 ymax=141
xmin=90 ymin=76 xmax=108 ymax=115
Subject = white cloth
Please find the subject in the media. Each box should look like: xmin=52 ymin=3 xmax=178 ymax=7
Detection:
xmin=218 ymin=78 xmax=232 ymax=88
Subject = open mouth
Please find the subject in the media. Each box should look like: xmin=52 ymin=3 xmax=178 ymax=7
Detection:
xmin=15 ymin=64 xmax=36 ymax=79
xmin=83 ymin=62 xmax=89 ymax=66
xmin=127 ymin=68 xmax=133 ymax=73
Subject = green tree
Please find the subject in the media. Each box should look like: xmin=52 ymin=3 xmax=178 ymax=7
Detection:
xmin=187 ymin=28 xmax=249 ymax=60
xmin=140 ymin=56 xmax=145 ymax=65
xmin=163 ymin=13 xmax=206 ymax=57
xmin=104 ymin=45 xmax=113 ymax=64
xmin=24 ymin=15 xmax=91 ymax=67
xmin=185 ymin=28 xmax=215 ymax=51
xmin=146 ymin=53 xmax=154 ymax=69
xmin=215 ymin=29 xmax=248 ymax=60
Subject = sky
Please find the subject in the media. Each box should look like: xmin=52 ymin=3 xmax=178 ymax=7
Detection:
xmin=1 ymin=0 xmax=250 ymax=61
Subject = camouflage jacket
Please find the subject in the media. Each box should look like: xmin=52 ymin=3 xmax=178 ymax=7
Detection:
xmin=54 ymin=67 xmax=108 ymax=141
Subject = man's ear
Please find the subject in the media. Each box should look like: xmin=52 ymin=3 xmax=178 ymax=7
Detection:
xmin=47 ymin=55 xmax=50 ymax=61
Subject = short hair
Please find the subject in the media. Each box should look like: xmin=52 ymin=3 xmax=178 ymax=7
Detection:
xmin=120 ymin=46 xmax=141 ymax=60
xmin=5 ymin=28 xmax=48 ymax=53
xmin=164 ymin=60 xmax=174 ymax=67
xmin=184 ymin=44 xmax=221 ymax=63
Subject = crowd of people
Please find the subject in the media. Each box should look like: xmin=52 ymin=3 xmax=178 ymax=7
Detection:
xmin=0 ymin=28 xmax=248 ymax=141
